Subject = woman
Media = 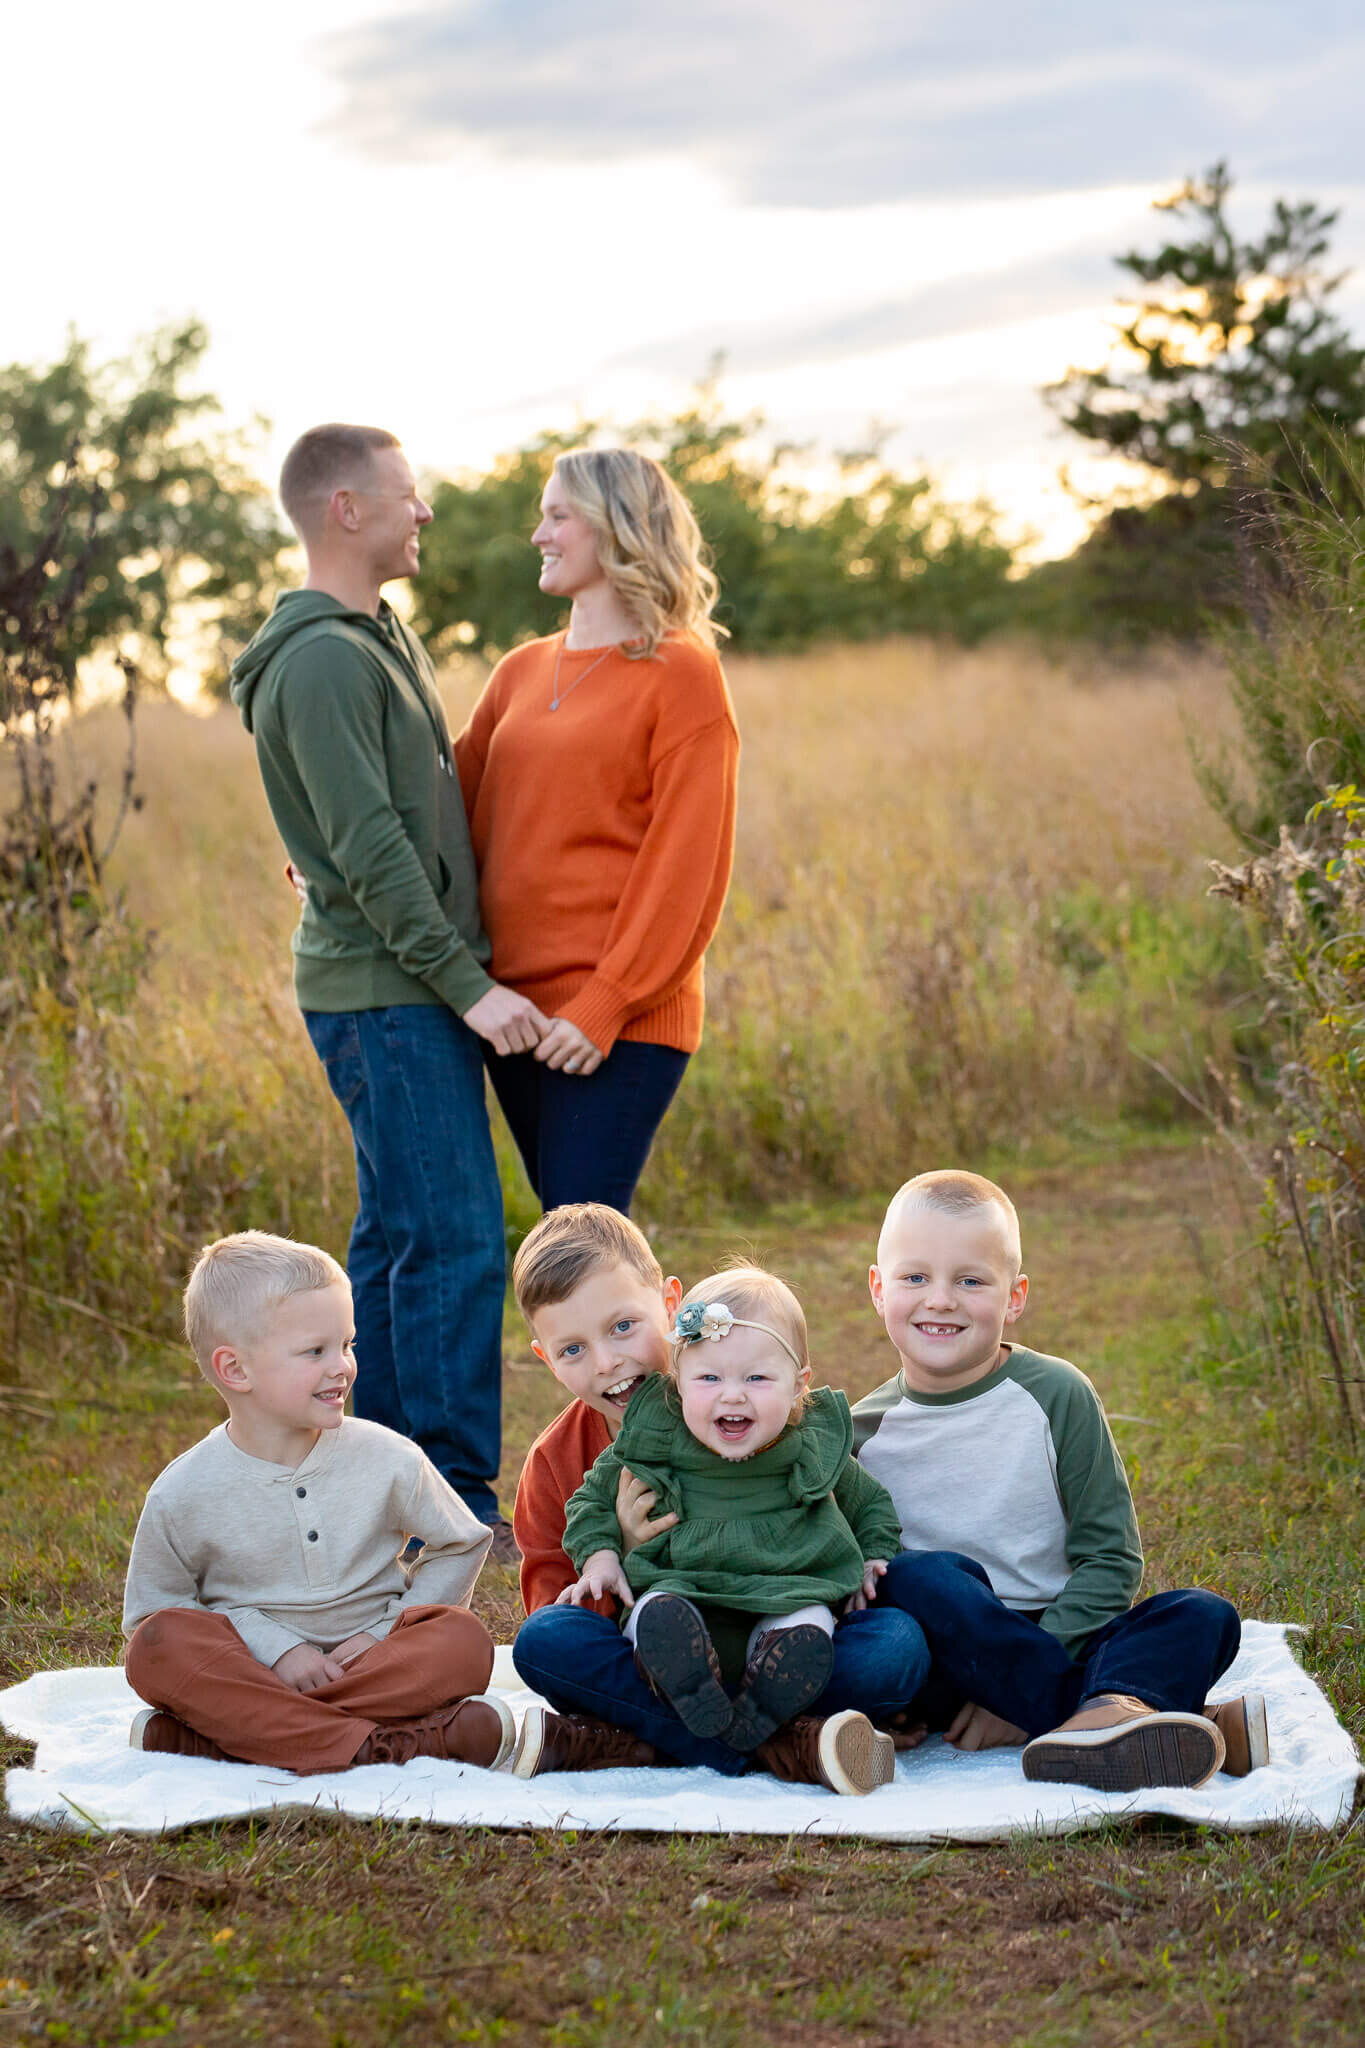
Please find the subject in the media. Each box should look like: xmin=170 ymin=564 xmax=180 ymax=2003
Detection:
xmin=454 ymin=448 xmax=739 ymax=1214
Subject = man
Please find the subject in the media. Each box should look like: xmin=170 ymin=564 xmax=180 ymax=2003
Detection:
xmin=230 ymin=423 xmax=543 ymax=1556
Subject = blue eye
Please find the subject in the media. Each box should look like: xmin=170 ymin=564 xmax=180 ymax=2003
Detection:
xmin=561 ymin=1343 xmax=582 ymax=1359
xmin=612 ymin=1319 xmax=634 ymax=1335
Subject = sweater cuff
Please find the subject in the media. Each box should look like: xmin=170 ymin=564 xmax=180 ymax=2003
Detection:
xmin=559 ymin=973 xmax=632 ymax=1057
xmin=226 ymin=1608 xmax=306 ymax=1670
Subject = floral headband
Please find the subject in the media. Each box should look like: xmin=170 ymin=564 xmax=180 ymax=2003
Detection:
xmin=670 ymin=1299 xmax=805 ymax=1375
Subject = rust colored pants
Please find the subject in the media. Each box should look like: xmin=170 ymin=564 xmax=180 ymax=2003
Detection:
xmin=125 ymin=1604 xmax=495 ymax=1773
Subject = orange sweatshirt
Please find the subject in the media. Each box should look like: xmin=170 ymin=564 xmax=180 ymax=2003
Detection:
xmin=454 ymin=633 xmax=739 ymax=1055
xmin=513 ymin=1399 xmax=615 ymax=1618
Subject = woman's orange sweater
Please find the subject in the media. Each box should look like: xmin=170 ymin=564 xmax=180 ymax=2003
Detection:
xmin=454 ymin=632 xmax=739 ymax=1055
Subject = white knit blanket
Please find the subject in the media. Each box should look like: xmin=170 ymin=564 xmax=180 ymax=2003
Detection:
xmin=1 ymin=1622 xmax=1357 ymax=1840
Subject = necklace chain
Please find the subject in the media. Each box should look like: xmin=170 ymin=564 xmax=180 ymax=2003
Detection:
xmin=549 ymin=637 xmax=614 ymax=711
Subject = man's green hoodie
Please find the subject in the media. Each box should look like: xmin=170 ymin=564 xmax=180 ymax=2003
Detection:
xmin=229 ymin=590 xmax=493 ymax=1016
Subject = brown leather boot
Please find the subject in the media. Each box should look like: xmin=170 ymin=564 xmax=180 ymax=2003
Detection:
xmin=1022 ymin=1692 xmax=1225 ymax=1790
xmin=753 ymin=1711 xmax=895 ymax=1796
xmin=510 ymin=1705 xmax=657 ymax=1777
xmin=633 ymin=1595 xmax=733 ymax=1740
xmin=354 ymin=1695 xmax=515 ymax=1770
xmin=1206 ymin=1693 xmax=1269 ymax=1776
xmin=129 ymin=1708 xmax=232 ymax=1762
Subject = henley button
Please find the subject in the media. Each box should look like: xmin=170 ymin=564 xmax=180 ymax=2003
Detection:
xmin=296 ymin=1487 xmax=307 ymax=1498
xmin=307 ymin=1530 xmax=319 ymax=1542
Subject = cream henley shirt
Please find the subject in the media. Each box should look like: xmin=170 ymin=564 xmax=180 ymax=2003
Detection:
xmin=122 ymin=1418 xmax=492 ymax=1669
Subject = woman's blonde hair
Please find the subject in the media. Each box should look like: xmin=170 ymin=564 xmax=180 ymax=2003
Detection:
xmin=553 ymin=448 xmax=725 ymax=660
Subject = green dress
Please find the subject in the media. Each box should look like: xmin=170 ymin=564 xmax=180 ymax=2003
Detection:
xmin=563 ymin=1375 xmax=903 ymax=1618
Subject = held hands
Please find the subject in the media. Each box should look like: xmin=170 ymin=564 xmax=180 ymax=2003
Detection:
xmin=535 ymin=1019 xmax=603 ymax=1076
xmin=945 ymin=1700 xmax=1029 ymax=1751
xmin=843 ymin=1558 xmax=889 ymax=1614
xmin=564 ymin=1550 xmax=635 ymax=1609
xmin=273 ymin=1634 xmax=378 ymax=1691
xmin=463 ymin=984 xmax=550 ymax=1056
xmin=616 ymin=1465 xmax=679 ymax=1555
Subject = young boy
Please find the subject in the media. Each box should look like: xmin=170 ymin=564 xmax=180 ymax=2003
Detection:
xmin=508 ymin=1204 xmax=929 ymax=1793
xmin=123 ymin=1231 xmax=514 ymax=1774
xmin=857 ymin=1170 xmax=1268 ymax=1791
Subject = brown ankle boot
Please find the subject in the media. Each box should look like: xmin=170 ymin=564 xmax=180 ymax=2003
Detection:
xmin=1206 ymin=1694 xmax=1269 ymax=1776
xmin=510 ymin=1705 xmax=657 ymax=1777
xmin=129 ymin=1708 xmax=232 ymax=1762
xmin=1022 ymin=1692 xmax=1225 ymax=1790
xmin=354 ymin=1696 xmax=515 ymax=1770
xmin=753 ymin=1711 xmax=895 ymax=1796
xmin=633 ymin=1595 xmax=733 ymax=1741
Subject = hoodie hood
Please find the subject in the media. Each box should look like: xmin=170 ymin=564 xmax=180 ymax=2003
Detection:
xmin=230 ymin=590 xmax=388 ymax=732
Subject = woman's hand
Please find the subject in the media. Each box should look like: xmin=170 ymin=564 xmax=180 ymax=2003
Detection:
xmin=564 ymin=1550 xmax=634 ymax=1608
xmin=535 ymin=1019 xmax=604 ymax=1075
xmin=844 ymin=1558 xmax=889 ymax=1613
xmin=616 ymin=1465 xmax=679 ymax=1555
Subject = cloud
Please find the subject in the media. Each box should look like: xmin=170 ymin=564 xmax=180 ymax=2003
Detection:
xmin=323 ymin=0 xmax=1365 ymax=206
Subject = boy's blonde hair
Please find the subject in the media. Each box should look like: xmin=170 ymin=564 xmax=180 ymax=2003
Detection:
xmin=512 ymin=1203 xmax=662 ymax=1324
xmin=184 ymin=1230 xmax=348 ymax=1373
xmin=880 ymin=1170 xmax=1022 ymax=1273
xmin=670 ymin=1265 xmax=810 ymax=1410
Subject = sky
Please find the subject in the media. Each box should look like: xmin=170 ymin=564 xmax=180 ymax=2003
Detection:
xmin=10 ymin=1 xmax=1365 ymax=559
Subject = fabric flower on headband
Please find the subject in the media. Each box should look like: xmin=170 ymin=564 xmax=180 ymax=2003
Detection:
xmin=672 ymin=1300 xmax=735 ymax=1345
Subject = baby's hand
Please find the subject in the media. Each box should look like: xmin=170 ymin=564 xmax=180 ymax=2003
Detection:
xmin=566 ymin=1550 xmax=635 ymax=1609
xmin=616 ymin=1465 xmax=679 ymax=1555
xmin=844 ymin=1558 xmax=889 ymax=1613
xmin=272 ymin=1643 xmax=348 ymax=1692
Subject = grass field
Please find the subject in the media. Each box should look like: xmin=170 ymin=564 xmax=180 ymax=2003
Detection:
xmin=2 ymin=638 xmax=1361 ymax=2043
xmin=1 ymin=1142 xmax=1363 ymax=2046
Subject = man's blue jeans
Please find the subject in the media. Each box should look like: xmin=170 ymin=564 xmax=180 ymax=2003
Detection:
xmin=512 ymin=1603 xmax=931 ymax=1773
xmin=304 ymin=1005 xmax=506 ymax=1522
xmin=879 ymin=1550 xmax=1240 ymax=1738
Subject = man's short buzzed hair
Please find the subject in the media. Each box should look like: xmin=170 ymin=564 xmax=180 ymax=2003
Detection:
xmin=513 ymin=1203 xmax=662 ymax=1325
xmin=183 ymin=1229 xmax=348 ymax=1375
xmin=880 ymin=1170 xmax=1022 ymax=1273
xmin=278 ymin=423 xmax=402 ymax=533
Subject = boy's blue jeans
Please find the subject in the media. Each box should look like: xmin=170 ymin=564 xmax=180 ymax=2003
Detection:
xmin=512 ymin=1603 xmax=932 ymax=1774
xmin=304 ymin=1005 xmax=506 ymax=1523
xmin=878 ymin=1550 xmax=1240 ymax=1738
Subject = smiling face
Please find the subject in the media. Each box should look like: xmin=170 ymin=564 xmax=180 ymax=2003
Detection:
xmin=674 ymin=1323 xmax=809 ymax=1461
xmin=351 ymin=443 xmax=432 ymax=587
xmin=531 ymin=469 xmax=608 ymax=603
xmin=870 ymin=1200 xmax=1028 ymax=1395
xmin=529 ymin=1261 xmax=681 ymax=1438
xmin=213 ymin=1281 xmax=357 ymax=1467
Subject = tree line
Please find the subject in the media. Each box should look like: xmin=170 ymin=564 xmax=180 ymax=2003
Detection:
xmin=4 ymin=162 xmax=1364 ymax=699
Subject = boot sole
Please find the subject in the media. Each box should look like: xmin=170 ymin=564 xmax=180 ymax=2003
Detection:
xmin=510 ymin=1704 xmax=548 ymax=1778
xmin=477 ymin=1695 xmax=517 ymax=1771
xmin=1023 ymin=1712 xmax=1224 ymax=1791
xmin=1213 ymin=1693 xmax=1270 ymax=1776
xmin=819 ymin=1711 xmax=896 ymax=1796
xmin=727 ymin=1626 xmax=836 ymax=1752
xmin=635 ymin=1597 xmax=733 ymax=1740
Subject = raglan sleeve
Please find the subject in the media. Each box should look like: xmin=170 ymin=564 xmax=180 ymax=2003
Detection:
xmin=1039 ymin=1370 xmax=1144 ymax=1656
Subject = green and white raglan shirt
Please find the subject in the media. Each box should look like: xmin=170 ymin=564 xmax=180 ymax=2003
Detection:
xmin=852 ymin=1345 xmax=1143 ymax=1657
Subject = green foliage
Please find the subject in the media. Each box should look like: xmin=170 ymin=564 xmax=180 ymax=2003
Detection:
xmin=1049 ymin=161 xmax=1365 ymax=490
xmin=1029 ymin=163 xmax=1365 ymax=644
xmin=412 ymin=379 xmax=1015 ymax=660
xmin=0 ymin=321 xmax=287 ymax=692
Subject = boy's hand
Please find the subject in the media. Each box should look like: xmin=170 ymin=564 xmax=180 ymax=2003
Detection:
xmin=844 ymin=1558 xmax=889 ymax=1613
xmin=331 ymin=1631 xmax=380 ymax=1669
xmin=565 ymin=1550 xmax=634 ymax=1609
xmin=945 ymin=1701 xmax=1028 ymax=1751
xmin=616 ymin=1466 xmax=679 ymax=1555
xmin=272 ymin=1643 xmax=349 ymax=1692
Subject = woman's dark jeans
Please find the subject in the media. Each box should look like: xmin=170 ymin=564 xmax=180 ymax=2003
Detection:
xmin=486 ymin=1039 xmax=689 ymax=1214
